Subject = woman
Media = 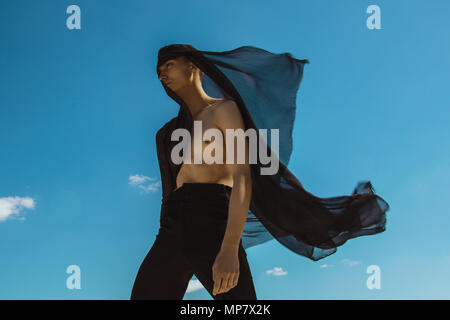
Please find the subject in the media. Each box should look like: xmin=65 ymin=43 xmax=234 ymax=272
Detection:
xmin=130 ymin=44 xmax=390 ymax=300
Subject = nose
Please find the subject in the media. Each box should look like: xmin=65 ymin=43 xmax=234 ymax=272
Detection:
xmin=159 ymin=77 xmax=171 ymax=85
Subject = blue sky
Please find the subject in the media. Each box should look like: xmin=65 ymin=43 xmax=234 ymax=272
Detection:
xmin=1 ymin=0 xmax=449 ymax=299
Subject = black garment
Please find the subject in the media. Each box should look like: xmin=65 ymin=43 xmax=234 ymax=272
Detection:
xmin=155 ymin=44 xmax=391 ymax=261
xmin=130 ymin=183 xmax=257 ymax=300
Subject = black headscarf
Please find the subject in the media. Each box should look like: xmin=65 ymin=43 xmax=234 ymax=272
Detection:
xmin=155 ymin=44 xmax=390 ymax=261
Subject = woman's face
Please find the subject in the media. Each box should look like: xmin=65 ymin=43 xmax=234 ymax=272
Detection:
xmin=158 ymin=57 xmax=193 ymax=91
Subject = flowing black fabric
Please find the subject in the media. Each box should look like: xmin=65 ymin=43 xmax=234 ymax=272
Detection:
xmin=155 ymin=44 xmax=390 ymax=261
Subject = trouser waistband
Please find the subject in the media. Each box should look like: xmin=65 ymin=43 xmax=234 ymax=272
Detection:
xmin=164 ymin=182 xmax=232 ymax=204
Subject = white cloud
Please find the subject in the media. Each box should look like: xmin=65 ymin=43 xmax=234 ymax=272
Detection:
xmin=185 ymin=279 xmax=205 ymax=293
xmin=341 ymin=258 xmax=361 ymax=267
xmin=320 ymin=263 xmax=334 ymax=269
xmin=0 ymin=196 xmax=35 ymax=222
xmin=266 ymin=266 xmax=288 ymax=276
xmin=128 ymin=174 xmax=161 ymax=194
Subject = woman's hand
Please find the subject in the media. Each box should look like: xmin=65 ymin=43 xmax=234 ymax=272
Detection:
xmin=212 ymin=246 xmax=240 ymax=295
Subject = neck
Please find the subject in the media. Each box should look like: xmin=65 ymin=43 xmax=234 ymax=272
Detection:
xmin=174 ymin=83 xmax=217 ymax=117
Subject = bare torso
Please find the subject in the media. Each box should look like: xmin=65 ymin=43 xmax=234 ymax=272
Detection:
xmin=175 ymin=99 xmax=234 ymax=191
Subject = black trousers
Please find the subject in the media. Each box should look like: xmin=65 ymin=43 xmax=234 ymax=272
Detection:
xmin=130 ymin=182 xmax=257 ymax=300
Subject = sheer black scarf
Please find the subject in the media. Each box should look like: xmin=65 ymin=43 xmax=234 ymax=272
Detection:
xmin=155 ymin=44 xmax=390 ymax=261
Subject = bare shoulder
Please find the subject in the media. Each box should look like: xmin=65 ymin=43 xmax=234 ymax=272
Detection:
xmin=213 ymin=99 xmax=241 ymax=118
xmin=212 ymin=99 xmax=245 ymax=130
xmin=214 ymin=99 xmax=238 ymax=110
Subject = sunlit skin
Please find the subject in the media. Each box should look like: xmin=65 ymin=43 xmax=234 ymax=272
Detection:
xmin=158 ymin=57 xmax=252 ymax=296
